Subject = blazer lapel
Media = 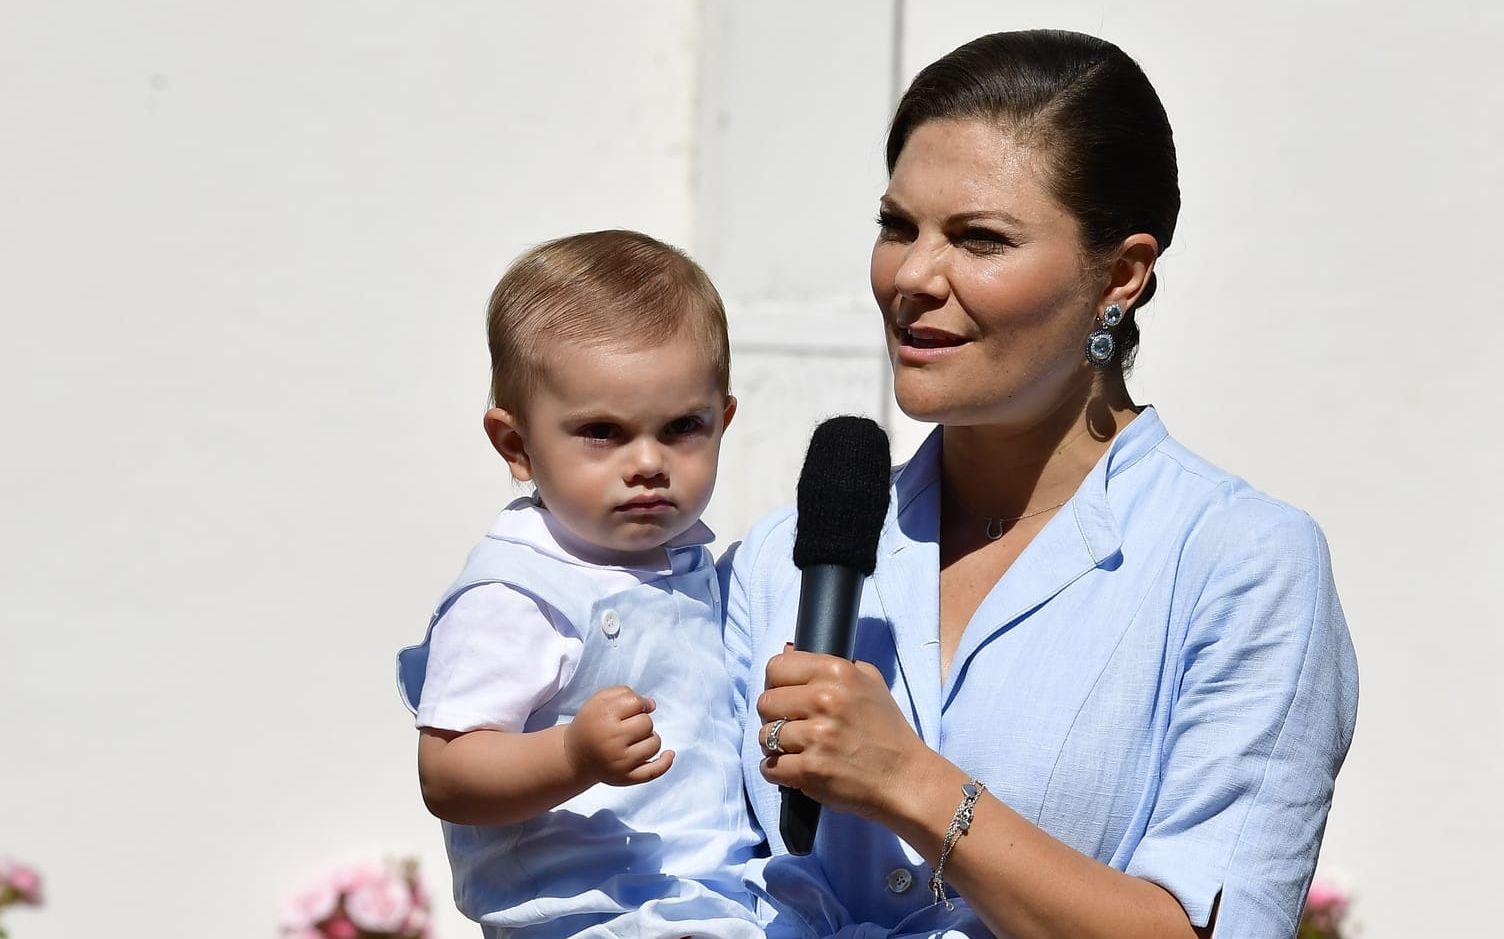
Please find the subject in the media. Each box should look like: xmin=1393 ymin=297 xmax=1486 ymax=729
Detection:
xmin=938 ymin=413 xmax=1152 ymax=711
xmin=868 ymin=431 xmax=945 ymax=745
xmin=940 ymin=503 xmax=1108 ymax=711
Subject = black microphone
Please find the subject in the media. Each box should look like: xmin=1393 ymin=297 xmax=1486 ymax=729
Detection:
xmin=779 ymin=415 xmax=891 ymax=856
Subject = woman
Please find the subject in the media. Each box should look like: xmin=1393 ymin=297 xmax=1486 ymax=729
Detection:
xmin=725 ymin=30 xmax=1359 ymax=939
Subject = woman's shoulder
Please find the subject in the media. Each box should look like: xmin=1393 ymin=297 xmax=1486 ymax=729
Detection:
xmin=1128 ymin=430 xmax=1343 ymax=656
xmin=723 ymin=503 xmax=798 ymax=583
xmin=726 ymin=456 xmax=910 ymax=584
xmin=1133 ymin=428 xmax=1329 ymax=566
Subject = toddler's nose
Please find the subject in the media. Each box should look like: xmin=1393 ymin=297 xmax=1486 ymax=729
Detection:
xmin=625 ymin=439 xmax=667 ymax=484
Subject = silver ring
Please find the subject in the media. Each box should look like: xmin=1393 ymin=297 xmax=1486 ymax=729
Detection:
xmin=763 ymin=718 xmax=789 ymax=756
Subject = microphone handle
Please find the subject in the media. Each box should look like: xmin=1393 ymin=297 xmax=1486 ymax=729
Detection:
xmin=780 ymin=564 xmax=864 ymax=855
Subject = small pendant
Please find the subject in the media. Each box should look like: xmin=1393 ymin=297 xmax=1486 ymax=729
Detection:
xmin=985 ymin=517 xmax=1005 ymax=540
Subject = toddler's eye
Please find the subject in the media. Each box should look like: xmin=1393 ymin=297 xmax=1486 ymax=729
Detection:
xmin=579 ymin=423 xmax=618 ymax=441
xmin=667 ymin=415 xmax=705 ymax=436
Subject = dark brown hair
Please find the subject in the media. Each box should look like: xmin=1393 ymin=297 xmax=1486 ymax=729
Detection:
xmin=486 ymin=229 xmax=730 ymax=413
xmin=887 ymin=30 xmax=1180 ymax=372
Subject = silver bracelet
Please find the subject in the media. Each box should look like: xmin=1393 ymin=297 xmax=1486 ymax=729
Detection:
xmin=929 ymin=779 xmax=986 ymax=910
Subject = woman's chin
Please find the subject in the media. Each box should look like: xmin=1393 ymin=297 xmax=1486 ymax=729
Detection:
xmin=893 ymin=378 xmax=993 ymax=426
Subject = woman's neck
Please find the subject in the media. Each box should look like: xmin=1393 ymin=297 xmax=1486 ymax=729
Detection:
xmin=939 ymin=377 xmax=1140 ymax=522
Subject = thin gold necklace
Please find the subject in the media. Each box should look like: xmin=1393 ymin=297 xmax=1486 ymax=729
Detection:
xmin=982 ymin=499 xmax=1070 ymax=540
xmin=953 ymin=422 xmax=1091 ymax=540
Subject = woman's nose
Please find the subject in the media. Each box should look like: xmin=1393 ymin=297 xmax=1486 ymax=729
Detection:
xmin=892 ymin=239 xmax=949 ymax=303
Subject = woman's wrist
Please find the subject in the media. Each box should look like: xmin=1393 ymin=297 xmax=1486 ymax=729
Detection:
xmin=874 ymin=745 xmax=972 ymax=863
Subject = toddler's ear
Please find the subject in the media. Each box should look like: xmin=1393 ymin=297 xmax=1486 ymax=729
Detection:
xmin=720 ymin=395 xmax=738 ymax=433
xmin=483 ymin=407 xmax=533 ymax=482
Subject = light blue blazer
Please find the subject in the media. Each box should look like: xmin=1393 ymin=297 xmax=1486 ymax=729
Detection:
xmin=724 ymin=407 xmax=1359 ymax=938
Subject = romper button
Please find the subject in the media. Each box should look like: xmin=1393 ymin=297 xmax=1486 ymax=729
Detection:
xmin=600 ymin=609 xmax=621 ymax=638
xmin=886 ymin=867 xmax=913 ymax=894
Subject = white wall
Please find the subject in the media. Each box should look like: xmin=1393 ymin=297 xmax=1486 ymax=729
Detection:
xmin=2 ymin=2 xmax=1500 ymax=937
xmin=1 ymin=3 xmax=700 ymax=937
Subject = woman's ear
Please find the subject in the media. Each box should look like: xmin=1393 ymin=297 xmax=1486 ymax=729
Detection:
xmin=720 ymin=394 xmax=738 ymax=434
xmin=1101 ymin=234 xmax=1159 ymax=311
xmin=483 ymin=407 xmax=533 ymax=482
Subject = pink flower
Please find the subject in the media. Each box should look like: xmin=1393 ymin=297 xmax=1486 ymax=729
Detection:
xmin=323 ymin=915 xmax=358 ymax=939
xmin=330 ymin=860 xmax=386 ymax=893
xmin=1306 ymin=878 xmax=1350 ymax=913
xmin=410 ymin=872 xmax=430 ymax=910
xmin=278 ymin=882 xmax=339 ymax=931
xmin=2 ymin=861 xmax=43 ymax=905
xmin=403 ymin=906 xmax=430 ymax=936
xmin=346 ymin=872 xmax=414 ymax=933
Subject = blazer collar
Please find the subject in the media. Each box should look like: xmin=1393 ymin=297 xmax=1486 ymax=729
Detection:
xmin=871 ymin=407 xmax=1169 ymax=721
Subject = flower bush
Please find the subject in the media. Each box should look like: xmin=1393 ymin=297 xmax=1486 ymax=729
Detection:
xmin=1298 ymin=877 xmax=1354 ymax=939
xmin=279 ymin=857 xmax=431 ymax=939
xmin=0 ymin=859 xmax=44 ymax=939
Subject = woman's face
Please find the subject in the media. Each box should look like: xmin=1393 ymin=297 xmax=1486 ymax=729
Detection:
xmin=872 ymin=118 xmax=1105 ymax=429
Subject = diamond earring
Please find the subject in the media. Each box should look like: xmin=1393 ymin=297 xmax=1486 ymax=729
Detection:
xmin=1085 ymin=303 xmax=1123 ymax=368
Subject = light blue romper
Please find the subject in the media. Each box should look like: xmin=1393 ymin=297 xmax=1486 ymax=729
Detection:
xmin=398 ymin=528 xmax=765 ymax=939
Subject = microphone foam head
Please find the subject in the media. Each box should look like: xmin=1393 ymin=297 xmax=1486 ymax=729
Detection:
xmin=793 ymin=416 xmax=892 ymax=574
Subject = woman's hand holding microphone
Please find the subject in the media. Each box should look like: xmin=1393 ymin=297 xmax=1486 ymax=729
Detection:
xmin=756 ymin=645 xmax=943 ymax=822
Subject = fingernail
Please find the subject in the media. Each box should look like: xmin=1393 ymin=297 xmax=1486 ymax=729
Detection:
xmin=784 ymin=641 xmax=794 ymax=651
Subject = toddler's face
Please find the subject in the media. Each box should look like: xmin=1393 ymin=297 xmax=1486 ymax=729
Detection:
xmin=491 ymin=332 xmax=735 ymax=557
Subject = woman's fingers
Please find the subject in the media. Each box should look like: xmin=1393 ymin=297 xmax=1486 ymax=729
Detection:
xmin=757 ymin=666 xmax=864 ymax=723
xmin=755 ymin=684 xmax=813 ymax=723
xmin=758 ymin=750 xmax=798 ymax=787
xmin=758 ymin=716 xmax=807 ymax=755
xmin=754 ymin=647 xmax=927 ymax=816
xmin=764 ymin=648 xmax=861 ymax=690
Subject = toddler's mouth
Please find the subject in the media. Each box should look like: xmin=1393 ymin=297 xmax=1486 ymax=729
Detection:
xmin=616 ymin=497 xmax=676 ymax=514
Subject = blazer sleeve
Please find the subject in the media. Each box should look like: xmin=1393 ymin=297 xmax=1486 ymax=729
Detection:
xmin=719 ymin=505 xmax=797 ymax=747
xmin=1125 ymin=500 xmax=1360 ymax=935
xmin=721 ymin=508 xmax=865 ymax=939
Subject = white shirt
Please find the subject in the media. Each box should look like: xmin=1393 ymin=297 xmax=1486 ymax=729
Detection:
xmin=415 ymin=502 xmax=714 ymax=734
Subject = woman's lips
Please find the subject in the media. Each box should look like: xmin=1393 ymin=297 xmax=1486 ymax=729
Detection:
xmin=895 ymin=325 xmax=971 ymax=363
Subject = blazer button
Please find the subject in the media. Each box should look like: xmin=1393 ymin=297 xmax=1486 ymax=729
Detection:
xmin=886 ymin=867 xmax=913 ymax=894
xmin=600 ymin=609 xmax=621 ymax=638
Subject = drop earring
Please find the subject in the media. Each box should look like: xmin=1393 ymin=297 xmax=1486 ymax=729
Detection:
xmin=1085 ymin=302 xmax=1123 ymax=368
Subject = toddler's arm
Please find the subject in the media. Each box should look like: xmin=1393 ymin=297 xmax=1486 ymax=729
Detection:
xmin=417 ymin=684 xmax=676 ymax=826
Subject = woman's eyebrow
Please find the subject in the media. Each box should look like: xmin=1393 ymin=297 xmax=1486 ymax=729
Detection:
xmin=950 ymin=208 xmax=1025 ymax=228
xmin=879 ymin=198 xmax=1023 ymax=229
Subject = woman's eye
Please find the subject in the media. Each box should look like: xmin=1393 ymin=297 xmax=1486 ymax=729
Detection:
xmin=579 ymin=423 xmax=618 ymax=441
xmin=958 ymin=228 xmax=1016 ymax=254
xmin=667 ymin=416 xmax=705 ymax=436
xmin=875 ymin=211 xmax=915 ymax=242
